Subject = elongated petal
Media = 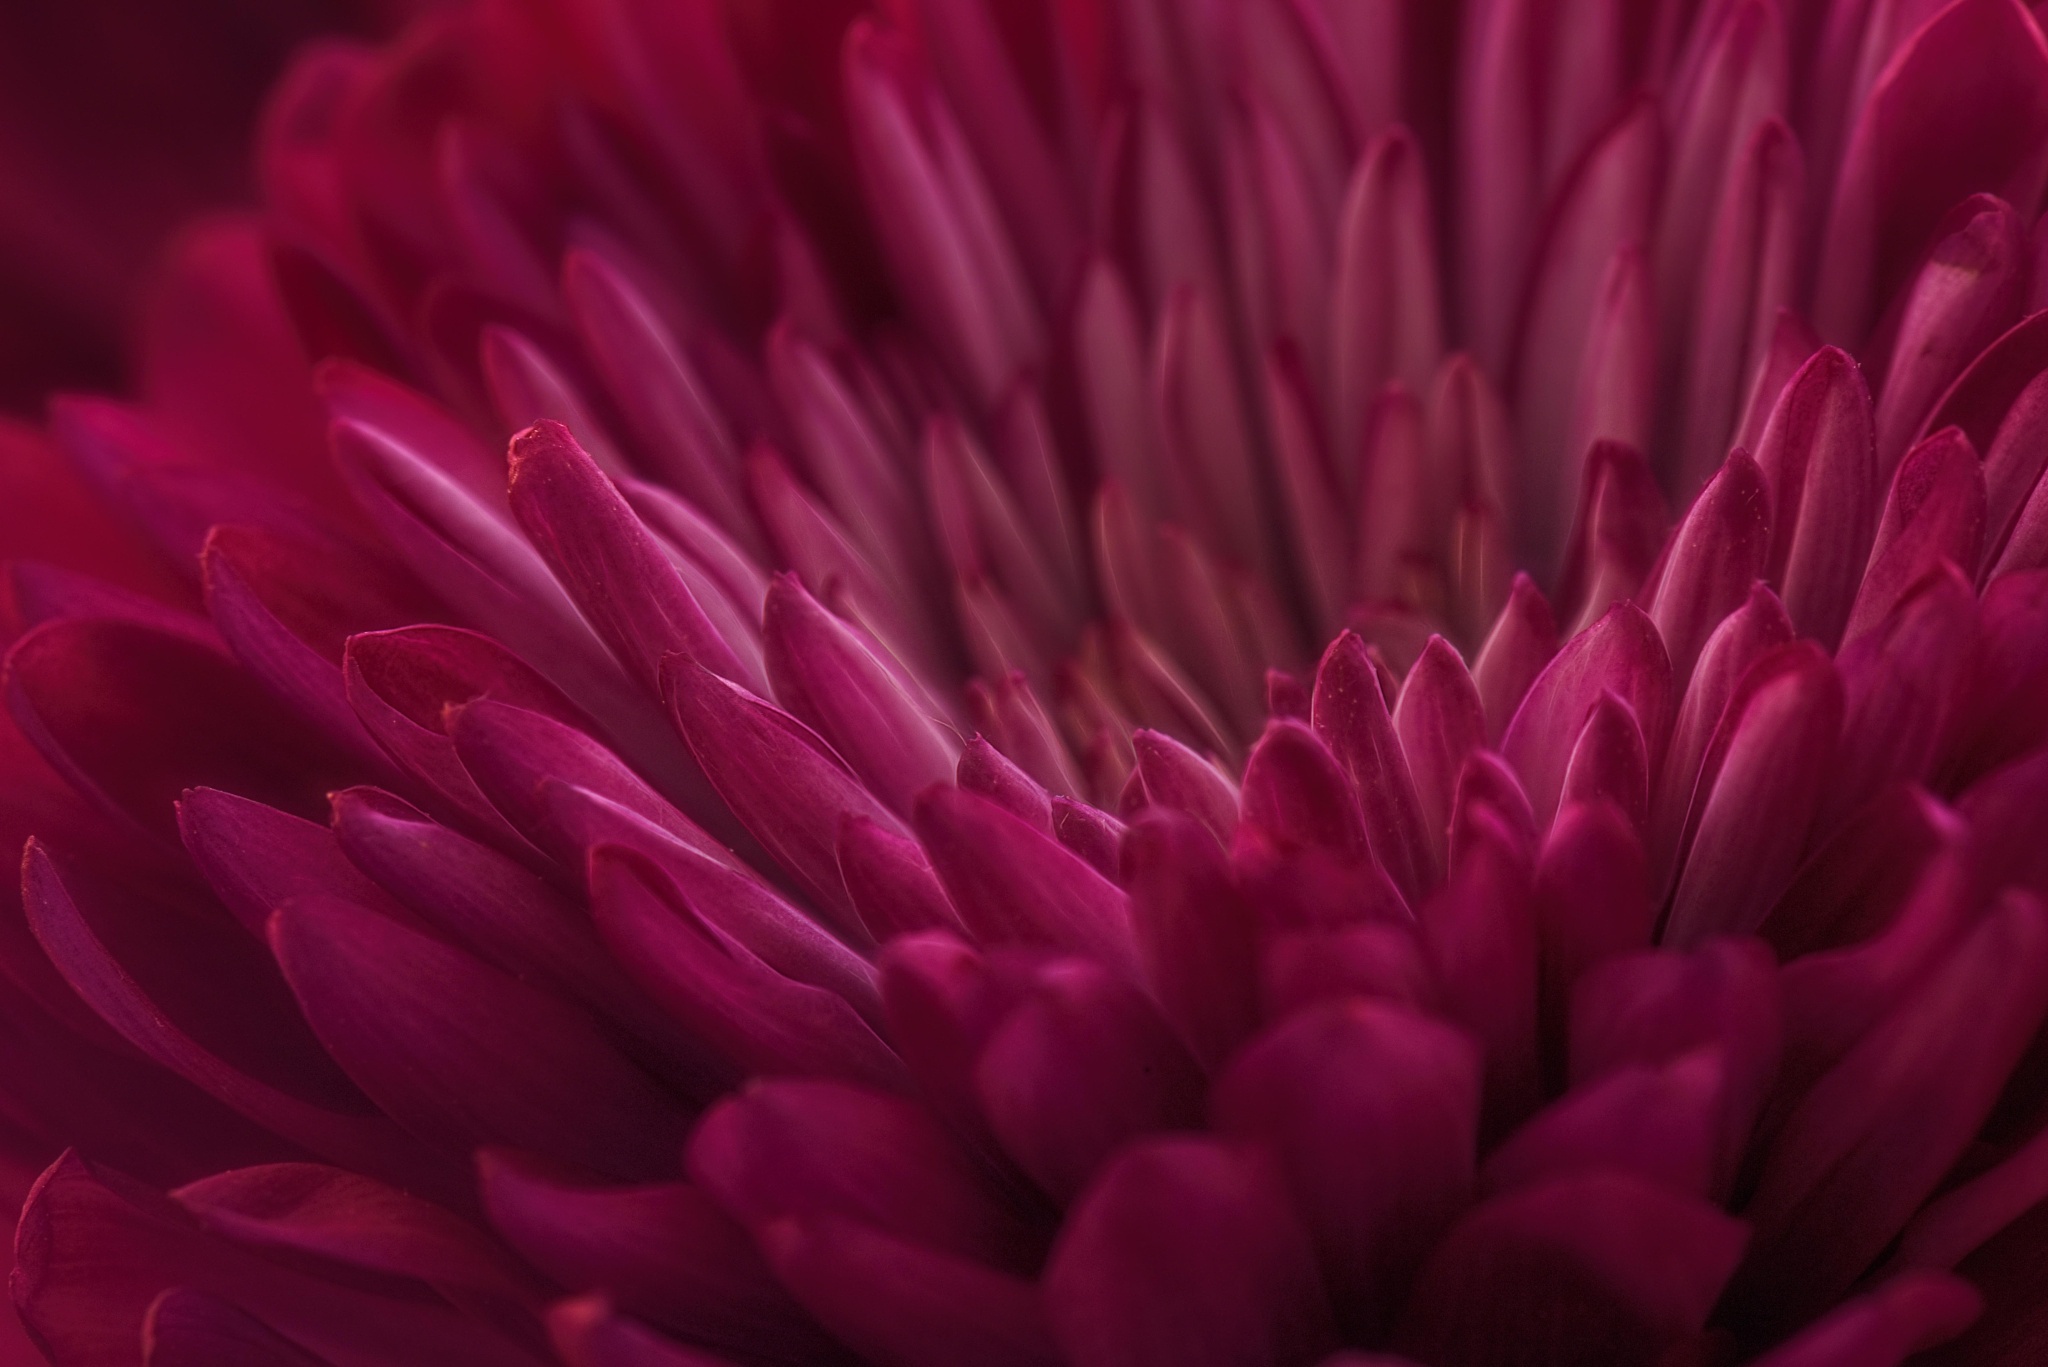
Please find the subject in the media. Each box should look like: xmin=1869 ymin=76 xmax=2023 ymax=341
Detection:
xmin=271 ymin=892 xmax=689 ymax=1179
xmin=1746 ymin=1273 xmax=1982 ymax=1367
xmin=1395 ymin=1171 xmax=1747 ymax=1367
xmin=1393 ymin=636 xmax=1485 ymax=875
xmin=976 ymin=958 xmax=1205 ymax=1204
xmin=1753 ymin=346 xmax=1878 ymax=649
xmin=1480 ymin=1050 xmax=1723 ymax=1199
xmin=1731 ymin=894 xmax=2048 ymax=1333
xmin=1043 ymin=1137 xmax=1336 ymax=1367
xmin=1644 ymin=451 xmax=1771 ymax=693
xmin=478 ymin=1152 xmax=845 ymax=1364
xmin=1473 ymin=575 xmax=1558 ymax=742
xmin=836 ymin=816 xmax=963 ymax=943
xmin=913 ymin=785 xmax=1137 ymax=974
xmin=510 ymin=420 xmax=759 ymax=695
xmin=1502 ymin=603 xmax=1671 ymax=828
xmin=1665 ymin=643 xmax=1843 ymax=946
xmin=1212 ymin=1001 xmax=1479 ymax=1338
xmin=1123 ymin=810 xmax=1261 ymax=1070
xmin=179 ymin=787 xmax=404 ymax=938
xmin=587 ymin=847 xmax=903 ymax=1090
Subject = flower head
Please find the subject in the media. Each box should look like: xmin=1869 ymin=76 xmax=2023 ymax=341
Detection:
xmin=7 ymin=1 xmax=2048 ymax=1364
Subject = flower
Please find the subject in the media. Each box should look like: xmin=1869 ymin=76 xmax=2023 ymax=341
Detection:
xmin=7 ymin=0 xmax=2048 ymax=1364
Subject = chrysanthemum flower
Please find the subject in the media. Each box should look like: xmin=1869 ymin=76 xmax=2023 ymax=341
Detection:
xmin=9 ymin=0 xmax=2048 ymax=1363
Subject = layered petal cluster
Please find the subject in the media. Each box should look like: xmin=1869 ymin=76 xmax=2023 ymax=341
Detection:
xmin=9 ymin=1 xmax=2048 ymax=1365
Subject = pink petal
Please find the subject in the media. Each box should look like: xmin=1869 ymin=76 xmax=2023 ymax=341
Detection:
xmin=912 ymin=785 xmax=1138 ymax=975
xmin=1313 ymin=633 xmax=1432 ymax=899
xmin=1480 ymin=1049 xmax=1724 ymax=1200
xmin=1642 ymin=450 xmax=1772 ymax=694
xmin=1395 ymin=1171 xmax=1747 ymax=1367
xmin=1558 ymin=693 xmax=1648 ymax=834
xmin=1212 ymin=1000 xmax=1479 ymax=1338
xmin=271 ymin=891 xmax=690 ymax=1179
xmin=836 ymin=815 xmax=964 ymax=943
xmin=1331 ymin=129 xmax=1445 ymax=464
xmin=959 ymin=736 xmax=1054 ymax=831
xmin=546 ymin=1297 xmax=751 ymax=1367
xmin=145 ymin=1289 xmax=334 ymax=1367
xmin=1043 ymin=1137 xmax=1336 ymax=1367
xmin=686 ymin=1078 xmax=1043 ymax=1273
xmin=509 ymin=420 xmax=760 ymax=695
xmin=1751 ymin=345 xmax=1879 ymax=650
xmin=1131 ymin=729 xmax=1240 ymax=848
xmin=1472 ymin=574 xmax=1558 ymax=742
xmin=1650 ymin=583 xmax=1794 ymax=889
xmin=1392 ymin=636 xmax=1485 ymax=876
xmin=1730 ymin=893 xmax=2048 ymax=1333
xmin=1841 ymin=427 xmax=1985 ymax=645
xmin=179 ymin=786 xmax=405 ymax=938
xmin=586 ymin=847 xmax=903 ymax=1091
xmin=478 ymin=1151 xmax=844 ymax=1364
xmin=1764 ymin=783 xmax=1955 ymax=959
xmin=1422 ymin=807 xmax=1539 ymax=1134
xmin=1813 ymin=0 xmax=2048 ymax=348
xmin=1501 ymin=602 xmax=1672 ymax=829
xmin=1745 ymin=1272 xmax=1982 ymax=1367
xmin=1533 ymin=799 xmax=1652 ymax=1082
xmin=1871 ymin=195 xmax=2029 ymax=475
xmin=1051 ymin=797 xmax=1124 ymax=879
xmin=1123 ymin=810 xmax=1261 ymax=1070
xmin=1664 ymin=643 xmax=1844 ymax=947
xmin=975 ymin=957 xmax=1205 ymax=1204
xmin=758 ymin=1214 xmax=1059 ymax=1367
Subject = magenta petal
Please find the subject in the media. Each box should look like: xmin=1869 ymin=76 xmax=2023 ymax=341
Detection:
xmin=1650 ymin=583 xmax=1794 ymax=890
xmin=764 ymin=575 xmax=958 ymax=814
xmin=1261 ymin=923 xmax=1439 ymax=1022
xmin=1813 ymin=0 xmax=2048 ymax=347
xmin=1312 ymin=633 xmax=1432 ymax=899
xmin=1746 ymin=1272 xmax=1982 ymax=1367
xmin=145 ymin=1288 xmax=334 ymax=1367
xmin=1422 ymin=808 xmax=1539 ymax=1134
xmin=1752 ymin=345 xmax=1878 ymax=651
xmin=559 ymin=247 xmax=754 ymax=544
xmin=1665 ymin=643 xmax=1843 ymax=947
xmin=6 ymin=617 xmax=356 ymax=843
xmin=1043 ymin=1137 xmax=1336 ymax=1367
xmin=451 ymin=698 xmax=737 ymax=877
xmin=1569 ymin=941 xmax=1781 ymax=1200
xmin=958 ymin=736 xmax=1054 ymax=831
xmin=1557 ymin=692 xmax=1648 ymax=834
xmin=477 ymin=1152 xmax=846 ymax=1365
xmin=546 ymin=1298 xmax=746 ymax=1367
xmin=975 ymin=957 xmax=1205 ymax=1205
xmin=913 ymin=785 xmax=1137 ymax=974
xmin=585 ymin=847 xmax=903 ymax=1091
xmin=179 ymin=787 xmax=404 ymax=938
xmin=173 ymin=1162 xmax=536 ymax=1303
xmin=836 ymin=815 xmax=964 ymax=942
xmin=1732 ymin=893 xmax=2048 ymax=1332
xmin=509 ymin=420 xmax=760 ymax=696
xmin=1394 ymin=1172 xmax=1748 ymax=1367
xmin=270 ymin=892 xmax=690 ymax=1180
xmin=1533 ymin=800 xmax=1652 ymax=1081
xmin=14 ymin=1152 xmax=539 ymax=1367
xmin=21 ymin=842 xmax=443 ymax=1196
xmin=1481 ymin=1050 xmax=1723 ymax=1200
xmin=686 ymin=1078 xmax=1043 ymax=1274
xmin=1472 ymin=573 xmax=1559 ymax=742
xmin=1211 ymin=1001 xmax=1479 ymax=1339
xmin=1392 ymin=636 xmax=1485 ymax=876
xmin=1501 ymin=602 xmax=1672 ymax=829
xmin=1050 ymin=797 xmax=1124 ymax=879
xmin=1238 ymin=718 xmax=1371 ymax=861
xmin=343 ymin=624 xmax=587 ymax=857
xmin=1824 ymin=564 xmax=1976 ymax=827
xmin=1841 ymin=427 xmax=1986 ymax=646
xmin=761 ymin=1214 xmax=1058 ymax=1367
xmin=1124 ymin=810 xmax=1261 ymax=1071
xmin=1131 ymin=729 xmax=1240 ymax=848
xmin=1871 ymin=195 xmax=2028 ymax=475
xmin=1765 ymin=784 xmax=1956 ymax=959
xmin=1642 ymin=450 xmax=1771 ymax=694
xmin=665 ymin=655 xmax=905 ymax=943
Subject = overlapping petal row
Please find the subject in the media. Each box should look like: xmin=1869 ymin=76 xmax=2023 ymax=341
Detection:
xmin=9 ymin=0 xmax=2048 ymax=1363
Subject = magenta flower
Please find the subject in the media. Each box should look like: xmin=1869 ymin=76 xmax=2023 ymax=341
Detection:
xmin=9 ymin=0 xmax=2048 ymax=1363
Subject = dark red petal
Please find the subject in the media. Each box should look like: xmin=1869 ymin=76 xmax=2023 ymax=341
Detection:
xmin=179 ymin=787 xmax=405 ymax=938
xmin=145 ymin=1288 xmax=334 ymax=1367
